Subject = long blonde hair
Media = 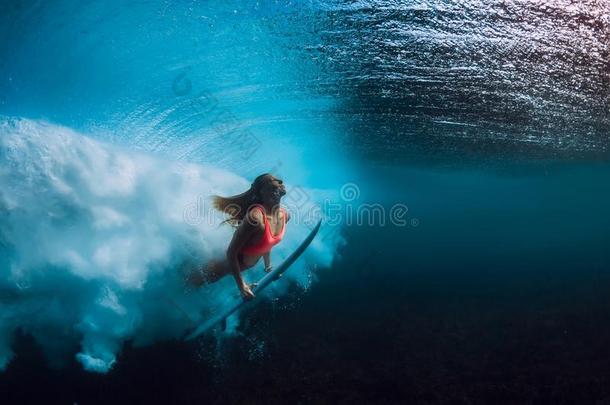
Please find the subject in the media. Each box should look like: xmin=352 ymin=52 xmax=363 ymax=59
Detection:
xmin=212 ymin=173 xmax=271 ymax=226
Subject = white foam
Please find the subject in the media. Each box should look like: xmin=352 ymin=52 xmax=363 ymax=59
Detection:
xmin=0 ymin=117 xmax=340 ymax=372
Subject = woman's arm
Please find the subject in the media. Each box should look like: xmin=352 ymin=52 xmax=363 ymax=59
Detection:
xmin=263 ymin=252 xmax=272 ymax=272
xmin=226 ymin=209 xmax=264 ymax=298
xmin=263 ymin=209 xmax=288 ymax=273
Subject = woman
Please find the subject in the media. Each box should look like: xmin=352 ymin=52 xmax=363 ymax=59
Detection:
xmin=189 ymin=173 xmax=290 ymax=300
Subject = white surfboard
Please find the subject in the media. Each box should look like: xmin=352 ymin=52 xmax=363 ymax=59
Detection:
xmin=184 ymin=219 xmax=322 ymax=340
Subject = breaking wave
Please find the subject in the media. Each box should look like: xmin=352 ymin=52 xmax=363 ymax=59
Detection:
xmin=0 ymin=117 xmax=339 ymax=372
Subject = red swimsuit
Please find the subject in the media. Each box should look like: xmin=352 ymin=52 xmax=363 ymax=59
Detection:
xmin=241 ymin=205 xmax=286 ymax=256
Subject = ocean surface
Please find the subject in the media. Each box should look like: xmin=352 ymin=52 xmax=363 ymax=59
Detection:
xmin=1 ymin=0 xmax=609 ymax=403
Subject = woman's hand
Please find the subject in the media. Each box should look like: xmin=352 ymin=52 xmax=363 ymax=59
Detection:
xmin=240 ymin=283 xmax=255 ymax=300
xmin=264 ymin=265 xmax=273 ymax=273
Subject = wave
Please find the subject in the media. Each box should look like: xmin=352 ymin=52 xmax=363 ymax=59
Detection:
xmin=0 ymin=117 xmax=339 ymax=372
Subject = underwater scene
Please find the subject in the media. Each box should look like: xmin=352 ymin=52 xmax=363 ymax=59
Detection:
xmin=1 ymin=0 xmax=609 ymax=403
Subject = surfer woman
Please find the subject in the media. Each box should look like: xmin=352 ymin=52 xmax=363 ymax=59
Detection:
xmin=189 ymin=173 xmax=290 ymax=300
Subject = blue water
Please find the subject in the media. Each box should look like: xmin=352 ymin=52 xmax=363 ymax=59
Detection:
xmin=1 ymin=0 xmax=609 ymax=403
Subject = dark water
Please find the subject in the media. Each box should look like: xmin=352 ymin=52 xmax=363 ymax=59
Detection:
xmin=2 ymin=162 xmax=609 ymax=404
xmin=1 ymin=0 xmax=610 ymax=403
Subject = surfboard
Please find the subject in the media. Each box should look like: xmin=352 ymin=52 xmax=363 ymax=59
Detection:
xmin=184 ymin=219 xmax=322 ymax=340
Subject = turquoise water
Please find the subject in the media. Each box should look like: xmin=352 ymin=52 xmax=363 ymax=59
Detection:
xmin=1 ymin=0 xmax=609 ymax=402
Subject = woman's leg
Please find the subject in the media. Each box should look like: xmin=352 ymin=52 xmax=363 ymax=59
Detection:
xmin=204 ymin=255 xmax=256 ymax=282
xmin=205 ymin=259 xmax=231 ymax=283
xmin=188 ymin=253 xmax=258 ymax=287
xmin=187 ymin=259 xmax=231 ymax=286
xmin=186 ymin=266 xmax=207 ymax=286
